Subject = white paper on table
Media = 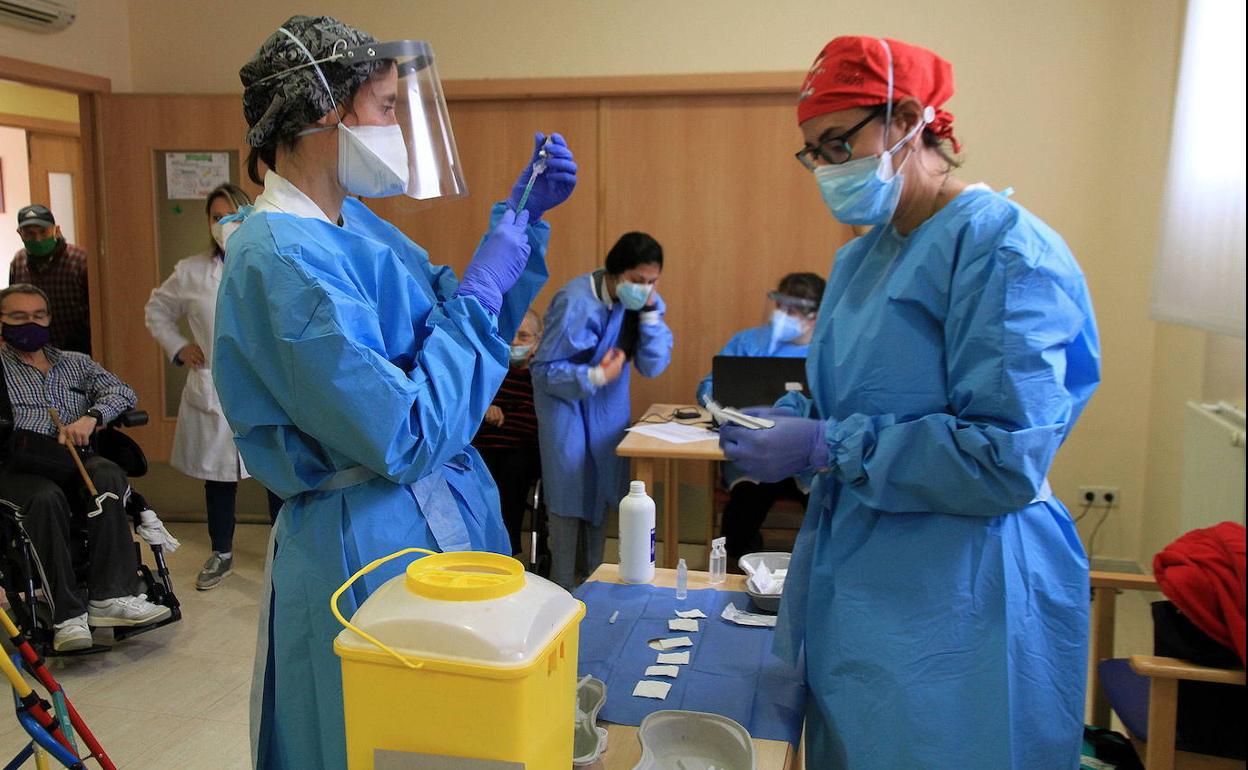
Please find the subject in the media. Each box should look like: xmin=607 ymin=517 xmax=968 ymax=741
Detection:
xmin=721 ymin=602 xmax=778 ymax=628
xmin=658 ymin=636 xmax=693 ymax=649
xmin=668 ymin=618 xmax=699 ymax=633
xmin=632 ymin=680 xmax=672 ymax=700
xmin=645 ymin=665 xmax=680 ymax=678
xmin=674 ymin=608 xmax=707 ymax=619
xmin=657 ymin=651 xmax=690 ymax=665
xmin=626 ymin=422 xmax=718 ymax=444
xmin=747 ymin=564 xmax=786 ymax=595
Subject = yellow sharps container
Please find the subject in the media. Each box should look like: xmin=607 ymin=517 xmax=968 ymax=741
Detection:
xmin=332 ymin=548 xmax=585 ymax=769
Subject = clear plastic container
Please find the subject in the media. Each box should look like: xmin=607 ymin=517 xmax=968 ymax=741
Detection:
xmin=675 ymin=558 xmax=688 ymax=600
xmin=708 ymin=537 xmax=727 ymax=585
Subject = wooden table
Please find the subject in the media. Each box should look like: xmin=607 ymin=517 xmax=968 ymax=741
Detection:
xmin=587 ymin=564 xmax=803 ymax=770
xmin=616 ymin=404 xmax=724 ymax=568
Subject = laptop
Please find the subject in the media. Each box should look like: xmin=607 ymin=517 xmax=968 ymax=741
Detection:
xmin=711 ymin=355 xmax=809 ymax=408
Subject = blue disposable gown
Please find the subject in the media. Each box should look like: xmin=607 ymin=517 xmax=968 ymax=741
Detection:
xmin=531 ymin=271 xmax=673 ymax=523
xmin=213 ymin=198 xmax=548 ymax=770
xmin=780 ymin=188 xmax=1100 ymax=769
xmin=696 ymin=324 xmax=810 ymax=490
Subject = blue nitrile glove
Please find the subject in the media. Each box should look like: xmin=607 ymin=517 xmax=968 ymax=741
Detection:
xmin=456 ymin=208 xmax=532 ymax=315
xmin=719 ymin=416 xmax=829 ymax=483
xmin=507 ymin=132 xmax=578 ymax=220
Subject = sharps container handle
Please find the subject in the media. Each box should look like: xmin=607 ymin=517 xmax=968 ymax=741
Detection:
xmin=330 ymin=547 xmax=438 ymax=670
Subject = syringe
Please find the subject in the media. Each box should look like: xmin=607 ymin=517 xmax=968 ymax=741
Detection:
xmin=514 ymin=137 xmax=552 ymax=214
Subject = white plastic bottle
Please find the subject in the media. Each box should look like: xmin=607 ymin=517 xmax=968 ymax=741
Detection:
xmin=708 ymin=537 xmax=727 ymax=585
xmin=618 ymin=480 xmax=656 ymax=584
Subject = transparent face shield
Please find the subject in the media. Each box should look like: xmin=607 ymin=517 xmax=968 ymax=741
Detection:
xmin=339 ymin=40 xmax=467 ymax=201
xmin=764 ymin=290 xmax=818 ymax=324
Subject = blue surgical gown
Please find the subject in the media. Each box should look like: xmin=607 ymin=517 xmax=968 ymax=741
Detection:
xmin=213 ymin=198 xmax=548 ymax=770
xmin=782 ymin=188 xmax=1100 ymax=769
xmin=531 ymin=271 xmax=673 ymax=523
xmin=695 ymin=324 xmax=810 ymax=490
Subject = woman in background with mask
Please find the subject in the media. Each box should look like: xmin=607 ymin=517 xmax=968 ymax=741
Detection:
xmin=144 ymin=183 xmax=281 ymax=591
xmin=532 ymin=232 xmax=673 ymax=590
xmin=719 ymin=37 xmax=1100 ymax=768
xmin=213 ymin=16 xmax=576 ymax=769
xmin=473 ymin=309 xmax=545 ymax=559
xmin=695 ymin=272 xmax=825 ymax=567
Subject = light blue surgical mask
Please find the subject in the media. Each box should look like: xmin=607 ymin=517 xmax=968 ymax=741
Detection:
xmin=811 ymin=38 xmax=933 ymax=226
xmin=509 ymin=344 xmax=532 ymax=365
xmin=813 ymin=120 xmax=921 ymax=226
xmin=616 ymin=281 xmax=652 ymax=311
xmin=769 ymin=310 xmax=805 ymax=351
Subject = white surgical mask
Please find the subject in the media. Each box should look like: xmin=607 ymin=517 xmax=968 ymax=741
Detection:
xmin=210 ymin=221 xmax=226 ymax=251
xmin=338 ymin=123 xmax=411 ymax=198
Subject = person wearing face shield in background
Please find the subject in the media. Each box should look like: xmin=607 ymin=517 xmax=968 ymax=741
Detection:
xmin=695 ymin=272 xmax=825 ymax=567
xmin=212 ymin=15 xmax=577 ymax=769
xmin=718 ymin=36 xmax=1100 ymax=769
xmin=531 ymin=232 xmax=673 ymax=591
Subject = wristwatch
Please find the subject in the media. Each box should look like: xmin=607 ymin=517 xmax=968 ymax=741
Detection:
xmin=86 ymin=408 xmax=105 ymax=426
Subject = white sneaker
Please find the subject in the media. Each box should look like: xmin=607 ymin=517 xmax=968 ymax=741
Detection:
xmin=52 ymin=613 xmax=92 ymax=652
xmin=87 ymin=594 xmax=172 ymax=627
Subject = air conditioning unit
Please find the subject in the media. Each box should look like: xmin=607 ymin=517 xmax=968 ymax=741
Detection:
xmin=0 ymin=0 xmax=75 ymax=33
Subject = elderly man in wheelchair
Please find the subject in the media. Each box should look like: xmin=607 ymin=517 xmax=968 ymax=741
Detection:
xmin=0 ymin=283 xmax=180 ymax=653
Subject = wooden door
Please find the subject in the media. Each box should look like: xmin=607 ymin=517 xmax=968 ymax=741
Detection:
xmin=26 ymin=132 xmax=86 ymax=245
xmin=96 ymin=94 xmax=257 ymax=458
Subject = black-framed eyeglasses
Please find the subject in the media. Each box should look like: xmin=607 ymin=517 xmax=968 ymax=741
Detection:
xmin=795 ymin=106 xmax=885 ymax=170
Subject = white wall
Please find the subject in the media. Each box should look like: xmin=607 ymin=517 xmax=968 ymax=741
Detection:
xmin=0 ymin=0 xmax=133 ymax=91
xmin=0 ymin=125 xmax=31 ymax=283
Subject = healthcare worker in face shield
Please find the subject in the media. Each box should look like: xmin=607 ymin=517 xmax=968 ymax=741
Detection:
xmin=213 ymin=16 xmax=576 ymax=769
xmin=531 ymin=232 xmax=673 ymax=590
xmin=695 ymin=272 xmax=825 ymax=565
xmin=719 ymin=37 xmax=1100 ymax=769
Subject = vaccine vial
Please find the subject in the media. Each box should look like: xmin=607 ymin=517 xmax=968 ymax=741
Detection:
xmin=675 ymin=558 xmax=688 ymax=600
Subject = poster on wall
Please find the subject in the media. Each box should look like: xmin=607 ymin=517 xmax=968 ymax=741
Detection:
xmin=164 ymin=152 xmax=230 ymax=199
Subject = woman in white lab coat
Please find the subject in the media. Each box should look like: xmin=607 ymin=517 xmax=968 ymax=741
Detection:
xmin=144 ymin=182 xmax=280 ymax=590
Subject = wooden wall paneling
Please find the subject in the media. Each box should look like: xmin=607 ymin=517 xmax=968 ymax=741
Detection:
xmin=97 ymin=94 xmax=256 ymax=459
xmin=367 ymin=97 xmax=601 ymax=321
xmin=598 ymin=94 xmax=853 ymax=420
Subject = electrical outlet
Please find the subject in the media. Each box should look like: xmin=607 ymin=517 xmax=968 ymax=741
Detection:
xmin=1077 ymin=486 xmax=1119 ymax=508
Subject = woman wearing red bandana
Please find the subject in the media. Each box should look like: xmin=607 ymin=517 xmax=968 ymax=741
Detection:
xmin=719 ymin=36 xmax=1101 ymax=769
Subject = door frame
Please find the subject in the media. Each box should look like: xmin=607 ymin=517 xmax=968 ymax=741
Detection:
xmin=0 ymin=55 xmax=111 ymax=360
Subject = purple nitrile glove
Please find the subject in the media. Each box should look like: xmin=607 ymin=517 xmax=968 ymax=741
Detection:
xmin=455 ymin=208 xmax=532 ymax=316
xmin=506 ymin=132 xmax=578 ymax=220
xmin=719 ymin=416 xmax=829 ymax=483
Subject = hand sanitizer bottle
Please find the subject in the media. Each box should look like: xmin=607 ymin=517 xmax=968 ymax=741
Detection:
xmin=708 ymin=537 xmax=727 ymax=585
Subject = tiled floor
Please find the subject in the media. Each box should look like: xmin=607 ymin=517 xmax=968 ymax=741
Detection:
xmin=1 ymin=520 xmax=1160 ymax=768
xmin=1 ymin=522 xmax=271 ymax=769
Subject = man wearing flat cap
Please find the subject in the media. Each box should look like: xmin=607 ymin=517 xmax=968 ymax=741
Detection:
xmin=11 ymin=204 xmax=92 ymax=354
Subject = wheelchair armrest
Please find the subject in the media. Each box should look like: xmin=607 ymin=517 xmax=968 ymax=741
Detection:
xmin=110 ymin=410 xmax=149 ymax=429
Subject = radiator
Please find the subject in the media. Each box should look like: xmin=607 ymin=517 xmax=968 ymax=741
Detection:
xmin=1180 ymin=401 xmax=1247 ymax=532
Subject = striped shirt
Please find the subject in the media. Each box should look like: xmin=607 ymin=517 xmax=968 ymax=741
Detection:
xmin=1 ymin=345 xmax=136 ymax=436
xmin=473 ymin=365 xmax=539 ymax=450
xmin=9 ymin=240 xmax=92 ymax=354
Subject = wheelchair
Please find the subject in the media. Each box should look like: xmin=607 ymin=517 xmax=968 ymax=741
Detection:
xmin=0 ymin=410 xmax=182 ymax=656
xmin=526 ymin=478 xmax=552 ymax=578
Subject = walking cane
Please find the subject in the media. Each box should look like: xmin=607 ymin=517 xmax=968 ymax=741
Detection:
xmin=47 ymin=409 xmax=117 ymax=519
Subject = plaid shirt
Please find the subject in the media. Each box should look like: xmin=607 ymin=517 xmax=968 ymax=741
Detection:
xmin=1 ymin=345 xmax=136 ymax=437
xmin=9 ymin=240 xmax=92 ymax=354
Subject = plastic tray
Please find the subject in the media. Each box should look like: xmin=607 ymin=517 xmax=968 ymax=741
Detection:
xmin=633 ymin=710 xmax=756 ymax=770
